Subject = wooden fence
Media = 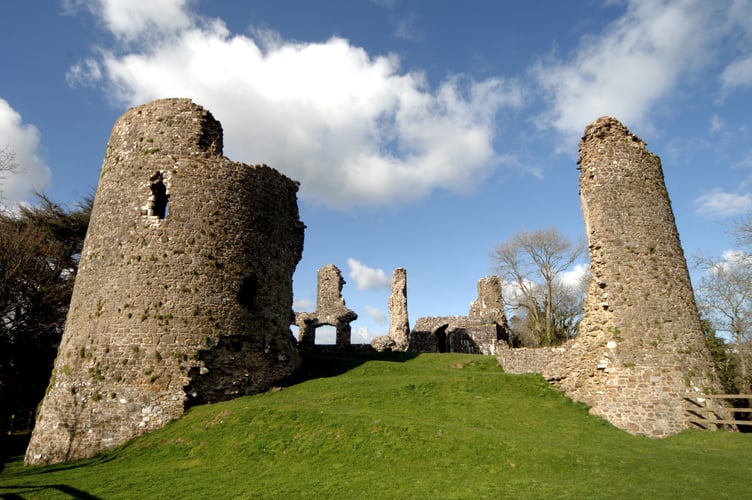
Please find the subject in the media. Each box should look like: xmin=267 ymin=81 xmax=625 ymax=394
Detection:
xmin=684 ymin=394 xmax=752 ymax=429
xmin=0 ymin=408 xmax=35 ymax=436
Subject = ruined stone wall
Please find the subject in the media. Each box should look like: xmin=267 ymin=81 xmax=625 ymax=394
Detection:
xmin=294 ymin=264 xmax=357 ymax=350
xmin=410 ymin=276 xmax=509 ymax=355
xmin=469 ymin=276 xmax=506 ymax=322
xmin=26 ymin=98 xmax=304 ymax=465
xmin=411 ymin=316 xmax=502 ymax=355
xmin=497 ymin=344 xmax=565 ymax=375
xmin=527 ymin=117 xmax=724 ymax=437
xmin=388 ymin=268 xmax=410 ymax=351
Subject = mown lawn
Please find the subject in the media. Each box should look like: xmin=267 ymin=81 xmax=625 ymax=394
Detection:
xmin=1 ymin=352 xmax=749 ymax=499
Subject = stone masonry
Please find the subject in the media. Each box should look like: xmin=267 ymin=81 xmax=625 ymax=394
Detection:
xmin=498 ymin=116 xmax=727 ymax=437
xmin=411 ymin=276 xmax=509 ymax=355
xmin=371 ymin=268 xmax=410 ymax=352
xmin=294 ymin=264 xmax=358 ymax=350
xmin=388 ymin=268 xmax=410 ymax=351
xmin=26 ymin=98 xmax=305 ymax=465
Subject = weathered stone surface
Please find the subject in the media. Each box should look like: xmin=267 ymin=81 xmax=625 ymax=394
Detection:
xmin=498 ymin=116 xmax=728 ymax=438
xmin=388 ymin=268 xmax=410 ymax=351
xmin=411 ymin=276 xmax=509 ymax=355
xmin=371 ymin=335 xmax=397 ymax=352
xmin=25 ymin=98 xmax=304 ymax=465
xmin=294 ymin=264 xmax=358 ymax=350
xmin=469 ymin=276 xmax=506 ymax=321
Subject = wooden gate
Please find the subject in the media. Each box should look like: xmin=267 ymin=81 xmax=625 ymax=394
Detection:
xmin=685 ymin=394 xmax=752 ymax=429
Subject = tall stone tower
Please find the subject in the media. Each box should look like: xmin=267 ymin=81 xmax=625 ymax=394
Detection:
xmin=26 ymin=98 xmax=305 ymax=465
xmin=546 ymin=116 xmax=724 ymax=437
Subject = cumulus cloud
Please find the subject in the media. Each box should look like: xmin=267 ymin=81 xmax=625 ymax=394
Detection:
xmin=66 ymin=58 xmax=102 ymax=88
xmin=316 ymin=325 xmax=336 ymax=344
xmin=347 ymin=258 xmax=391 ymax=291
xmin=557 ymin=263 xmax=590 ymax=289
xmin=353 ymin=326 xmax=379 ymax=343
xmin=534 ymin=0 xmax=727 ymax=141
xmin=364 ymin=305 xmax=387 ymax=324
xmin=70 ymin=1 xmax=524 ymax=208
xmin=0 ymin=98 xmax=52 ymax=209
xmin=292 ymin=297 xmax=314 ymax=312
xmin=63 ymin=0 xmax=194 ymax=41
xmin=695 ymin=188 xmax=752 ymax=217
xmin=722 ymin=56 xmax=752 ymax=89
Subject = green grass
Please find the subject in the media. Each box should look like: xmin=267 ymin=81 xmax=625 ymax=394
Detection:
xmin=1 ymin=352 xmax=750 ymax=499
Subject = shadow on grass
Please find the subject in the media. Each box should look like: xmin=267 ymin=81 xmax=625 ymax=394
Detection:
xmin=0 ymin=434 xmax=30 ymax=475
xmin=0 ymin=349 xmax=419 ymax=478
xmin=0 ymin=483 xmax=102 ymax=499
xmin=289 ymin=349 xmax=420 ymax=385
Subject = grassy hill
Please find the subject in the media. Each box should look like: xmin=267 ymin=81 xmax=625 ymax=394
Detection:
xmin=1 ymin=352 xmax=750 ymax=499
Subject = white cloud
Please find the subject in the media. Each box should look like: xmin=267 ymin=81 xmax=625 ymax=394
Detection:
xmin=695 ymin=188 xmax=752 ymax=217
xmin=292 ymin=298 xmax=314 ymax=312
xmin=721 ymin=249 xmax=750 ymax=265
xmin=316 ymin=325 xmax=336 ymax=344
xmin=63 ymin=0 xmax=194 ymax=41
xmin=347 ymin=258 xmax=391 ymax=291
xmin=722 ymin=56 xmax=752 ymax=89
xmin=364 ymin=305 xmax=387 ymax=324
xmin=0 ymin=98 xmax=52 ymax=209
xmin=394 ymin=12 xmax=423 ymax=41
xmin=353 ymin=326 xmax=380 ymax=343
xmin=70 ymin=4 xmax=524 ymax=208
xmin=558 ymin=263 xmax=590 ymax=289
xmin=534 ymin=0 xmax=726 ymax=142
xmin=703 ymin=249 xmax=752 ymax=276
xmin=66 ymin=58 xmax=102 ymax=88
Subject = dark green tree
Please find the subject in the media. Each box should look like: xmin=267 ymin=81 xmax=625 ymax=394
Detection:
xmin=0 ymin=194 xmax=92 ymax=435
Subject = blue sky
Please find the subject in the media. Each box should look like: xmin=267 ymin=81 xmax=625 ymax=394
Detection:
xmin=1 ymin=0 xmax=751 ymax=343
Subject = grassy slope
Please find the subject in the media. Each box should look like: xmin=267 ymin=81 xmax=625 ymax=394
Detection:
xmin=1 ymin=352 xmax=749 ymax=499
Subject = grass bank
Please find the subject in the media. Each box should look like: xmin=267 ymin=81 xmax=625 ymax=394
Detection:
xmin=1 ymin=352 xmax=749 ymax=498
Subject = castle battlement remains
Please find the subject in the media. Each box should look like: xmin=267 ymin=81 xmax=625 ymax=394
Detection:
xmin=499 ymin=117 xmax=727 ymax=437
xmin=26 ymin=98 xmax=305 ymax=465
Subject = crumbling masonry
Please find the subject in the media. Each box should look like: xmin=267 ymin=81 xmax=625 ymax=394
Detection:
xmin=294 ymin=264 xmax=358 ymax=349
xmin=26 ymin=98 xmax=305 ymax=465
xmin=498 ymin=117 xmax=727 ymax=437
xmin=411 ymin=276 xmax=509 ymax=355
xmin=388 ymin=268 xmax=410 ymax=350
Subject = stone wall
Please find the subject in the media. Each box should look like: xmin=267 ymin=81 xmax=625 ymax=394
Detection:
xmin=411 ymin=276 xmax=509 ymax=355
xmin=499 ymin=117 xmax=727 ymax=437
xmin=26 ymin=98 xmax=305 ymax=465
xmin=411 ymin=316 xmax=503 ymax=355
xmin=496 ymin=344 xmax=565 ymax=375
xmin=294 ymin=264 xmax=358 ymax=350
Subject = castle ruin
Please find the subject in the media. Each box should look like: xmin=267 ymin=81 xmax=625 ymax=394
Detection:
xmin=26 ymin=98 xmax=305 ymax=465
xmin=411 ymin=276 xmax=509 ymax=355
xmin=294 ymin=264 xmax=358 ymax=350
xmin=498 ymin=117 xmax=726 ymax=437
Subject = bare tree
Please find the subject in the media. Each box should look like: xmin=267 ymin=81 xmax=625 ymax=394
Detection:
xmin=695 ymin=252 xmax=752 ymax=392
xmin=492 ymin=227 xmax=586 ymax=347
xmin=0 ymin=146 xmax=14 ymax=172
xmin=0 ymin=145 xmax=17 ymax=206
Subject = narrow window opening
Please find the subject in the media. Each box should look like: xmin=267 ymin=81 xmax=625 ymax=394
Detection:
xmin=237 ymin=275 xmax=258 ymax=311
xmin=149 ymin=172 xmax=169 ymax=219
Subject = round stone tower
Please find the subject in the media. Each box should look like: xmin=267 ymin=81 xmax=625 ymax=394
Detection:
xmin=26 ymin=98 xmax=305 ymax=465
xmin=546 ymin=116 xmax=725 ymax=437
